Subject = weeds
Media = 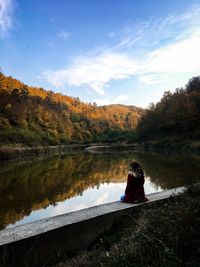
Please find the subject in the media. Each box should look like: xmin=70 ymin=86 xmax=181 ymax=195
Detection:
xmin=56 ymin=185 xmax=200 ymax=267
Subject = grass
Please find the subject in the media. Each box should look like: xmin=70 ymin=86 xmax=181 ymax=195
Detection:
xmin=55 ymin=185 xmax=200 ymax=267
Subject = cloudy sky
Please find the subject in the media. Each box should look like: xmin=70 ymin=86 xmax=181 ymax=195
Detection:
xmin=1 ymin=0 xmax=200 ymax=107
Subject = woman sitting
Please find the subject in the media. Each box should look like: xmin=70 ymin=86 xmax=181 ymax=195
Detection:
xmin=121 ymin=162 xmax=148 ymax=203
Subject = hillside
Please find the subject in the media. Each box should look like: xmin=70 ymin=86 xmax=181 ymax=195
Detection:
xmin=137 ymin=76 xmax=200 ymax=148
xmin=0 ymin=72 xmax=144 ymax=145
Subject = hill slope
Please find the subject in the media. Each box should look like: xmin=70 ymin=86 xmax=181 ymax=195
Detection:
xmin=137 ymin=76 xmax=200 ymax=148
xmin=0 ymin=72 xmax=144 ymax=145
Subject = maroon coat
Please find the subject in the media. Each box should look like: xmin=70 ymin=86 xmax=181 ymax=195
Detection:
xmin=124 ymin=173 xmax=148 ymax=203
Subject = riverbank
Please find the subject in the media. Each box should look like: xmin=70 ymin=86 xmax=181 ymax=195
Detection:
xmin=0 ymin=143 xmax=140 ymax=160
xmin=133 ymin=137 xmax=200 ymax=153
xmin=1 ymin=137 xmax=200 ymax=160
xmin=56 ymin=184 xmax=200 ymax=267
xmin=0 ymin=144 xmax=89 ymax=160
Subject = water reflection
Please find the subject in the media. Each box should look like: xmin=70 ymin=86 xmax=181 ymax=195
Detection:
xmin=0 ymin=151 xmax=200 ymax=230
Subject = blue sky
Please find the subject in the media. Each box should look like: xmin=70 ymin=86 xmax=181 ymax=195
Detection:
xmin=1 ymin=0 xmax=200 ymax=107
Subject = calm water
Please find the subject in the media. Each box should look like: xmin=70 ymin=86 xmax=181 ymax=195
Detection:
xmin=0 ymin=150 xmax=200 ymax=230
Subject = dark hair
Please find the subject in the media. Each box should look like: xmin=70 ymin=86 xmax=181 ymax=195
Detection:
xmin=129 ymin=162 xmax=144 ymax=177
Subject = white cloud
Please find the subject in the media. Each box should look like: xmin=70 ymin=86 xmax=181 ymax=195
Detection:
xmin=94 ymin=94 xmax=128 ymax=106
xmin=43 ymin=52 xmax=139 ymax=95
xmin=146 ymin=31 xmax=200 ymax=74
xmin=42 ymin=5 xmax=200 ymax=101
xmin=139 ymin=75 xmax=162 ymax=85
xmin=58 ymin=30 xmax=71 ymax=40
xmin=45 ymin=31 xmax=71 ymax=48
xmin=115 ymin=94 xmax=129 ymax=102
xmin=117 ymin=6 xmax=200 ymax=52
xmin=137 ymin=29 xmax=200 ymax=86
xmin=0 ymin=0 xmax=13 ymax=35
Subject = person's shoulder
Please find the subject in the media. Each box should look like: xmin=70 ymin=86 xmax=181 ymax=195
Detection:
xmin=128 ymin=173 xmax=134 ymax=179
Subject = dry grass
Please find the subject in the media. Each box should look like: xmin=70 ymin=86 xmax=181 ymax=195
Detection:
xmin=55 ymin=185 xmax=200 ymax=267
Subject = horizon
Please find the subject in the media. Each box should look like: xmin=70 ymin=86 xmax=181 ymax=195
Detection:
xmin=0 ymin=70 xmax=196 ymax=110
xmin=1 ymin=0 xmax=200 ymax=108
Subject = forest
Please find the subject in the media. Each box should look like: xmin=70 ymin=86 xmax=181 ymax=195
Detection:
xmin=137 ymin=76 xmax=200 ymax=145
xmin=0 ymin=72 xmax=143 ymax=145
xmin=0 ymin=71 xmax=200 ymax=147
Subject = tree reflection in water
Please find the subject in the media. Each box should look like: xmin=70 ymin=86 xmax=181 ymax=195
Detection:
xmin=0 ymin=151 xmax=200 ymax=230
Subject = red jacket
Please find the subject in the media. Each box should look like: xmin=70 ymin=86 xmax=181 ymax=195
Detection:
xmin=124 ymin=173 xmax=148 ymax=203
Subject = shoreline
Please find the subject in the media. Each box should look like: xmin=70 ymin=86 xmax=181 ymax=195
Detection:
xmin=0 ymin=143 xmax=142 ymax=160
xmin=0 ymin=138 xmax=200 ymax=160
xmin=133 ymin=138 xmax=200 ymax=152
xmin=0 ymin=144 xmax=88 ymax=160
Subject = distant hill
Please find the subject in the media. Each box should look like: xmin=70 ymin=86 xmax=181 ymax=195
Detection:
xmin=0 ymin=72 xmax=144 ymax=145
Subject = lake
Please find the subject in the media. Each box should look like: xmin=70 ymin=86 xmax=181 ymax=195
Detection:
xmin=0 ymin=150 xmax=200 ymax=230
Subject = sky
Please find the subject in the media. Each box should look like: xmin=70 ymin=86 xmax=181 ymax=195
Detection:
xmin=1 ymin=0 xmax=200 ymax=108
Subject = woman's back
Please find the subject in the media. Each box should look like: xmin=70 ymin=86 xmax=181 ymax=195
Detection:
xmin=122 ymin=162 xmax=148 ymax=203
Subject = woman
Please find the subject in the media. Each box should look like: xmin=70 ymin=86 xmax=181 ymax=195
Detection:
xmin=121 ymin=162 xmax=148 ymax=203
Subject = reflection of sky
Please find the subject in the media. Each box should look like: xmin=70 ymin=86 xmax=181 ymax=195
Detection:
xmin=7 ymin=179 xmax=162 ymax=229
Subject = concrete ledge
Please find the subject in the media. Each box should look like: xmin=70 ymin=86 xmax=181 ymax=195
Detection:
xmin=0 ymin=186 xmax=185 ymax=246
xmin=0 ymin=186 xmax=185 ymax=267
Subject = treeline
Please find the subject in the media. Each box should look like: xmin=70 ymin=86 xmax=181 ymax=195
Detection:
xmin=1 ymin=71 xmax=199 ymax=147
xmin=0 ymin=72 xmax=143 ymax=145
xmin=137 ymin=76 xmax=200 ymax=143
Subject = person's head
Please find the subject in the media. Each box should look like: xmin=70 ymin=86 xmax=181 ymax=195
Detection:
xmin=129 ymin=162 xmax=143 ymax=176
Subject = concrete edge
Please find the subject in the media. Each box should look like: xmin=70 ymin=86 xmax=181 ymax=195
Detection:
xmin=0 ymin=186 xmax=186 ymax=246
